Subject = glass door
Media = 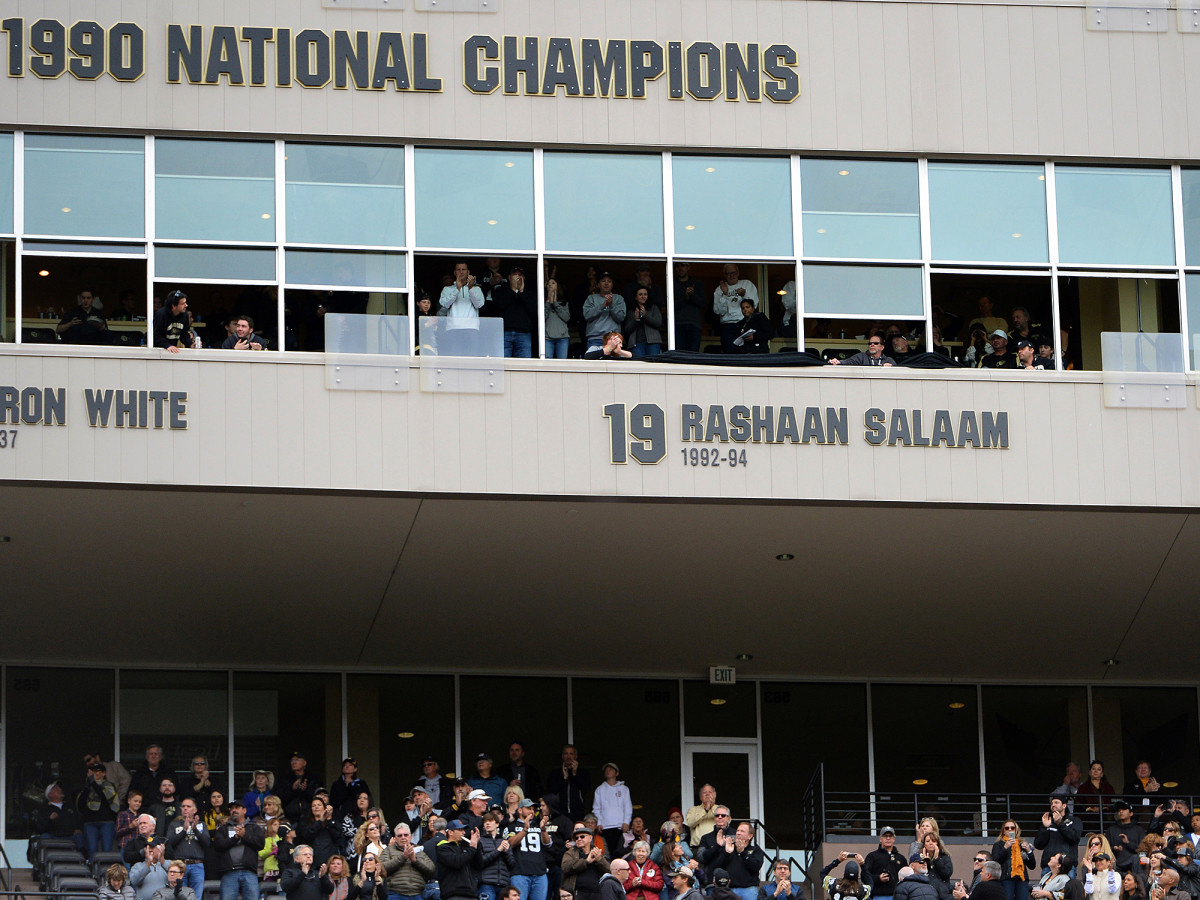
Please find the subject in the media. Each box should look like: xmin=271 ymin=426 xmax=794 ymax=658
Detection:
xmin=682 ymin=741 xmax=761 ymax=823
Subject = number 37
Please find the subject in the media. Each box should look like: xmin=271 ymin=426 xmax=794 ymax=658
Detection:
xmin=603 ymin=403 xmax=666 ymax=465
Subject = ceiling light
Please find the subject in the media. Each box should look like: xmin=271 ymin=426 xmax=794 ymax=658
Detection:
xmin=397 ymin=731 xmax=414 ymax=739
xmin=735 ymin=652 xmax=753 ymax=661
xmin=38 ymin=269 xmax=50 ymax=277
xmin=777 ymin=289 xmax=786 ymax=295
xmin=705 ymin=167 xmax=715 ymax=173
xmin=487 ymin=219 xmax=498 ymax=225
xmin=709 ymin=698 xmax=726 ymax=706
xmin=1011 ymin=233 xmax=1021 ymax=238
xmin=1103 ymin=658 xmax=1120 ymax=666
xmin=816 ymin=228 xmax=827 ymax=234
xmin=838 ymin=170 xmax=849 ymax=176
xmin=1163 ymin=781 xmax=1179 ymax=788
xmin=1038 ymin=174 xmax=1046 ymax=181
xmin=948 ymin=701 xmax=965 ymax=710
xmin=61 ymin=207 xmax=72 ymax=213
xmin=261 ymin=213 xmax=272 ymax=219
xmin=504 ymin=162 xmax=515 ymax=168
xmin=775 ymin=553 xmax=794 ymax=561
xmin=912 ymin=778 xmax=928 ymax=786
xmin=685 ymin=225 xmax=696 ymax=230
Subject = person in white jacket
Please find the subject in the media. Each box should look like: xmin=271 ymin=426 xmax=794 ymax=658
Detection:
xmin=1084 ymin=853 xmax=1121 ymax=900
xmin=592 ymin=764 xmax=632 ymax=861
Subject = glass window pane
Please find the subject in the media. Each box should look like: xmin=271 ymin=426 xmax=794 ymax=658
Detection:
xmin=347 ymin=674 xmax=455 ymax=816
xmin=572 ymin=679 xmax=681 ymax=829
xmin=802 ymin=159 xmax=919 ymax=259
xmin=0 ymin=133 xmax=12 ymax=233
xmin=6 ymin=667 xmax=115 ymax=840
xmin=415 ymin=148 xmax=534 ymax=250
xmin=1092 ymin=687 xmax=1200 ymax=800
xmin=982 ymin=686 xmax=1089 ymax=795
xmin=683 ymin=680 xmax=757 ymax=738
xmin=804 ymin=264 xmax=924 ymax=317
xmin=119 ymin=670 xmax=228 ymax=800
xmin=286 ymin=249 xmax=405 ymax=288
xmin=235 ymin=671 xmax=343 ymax=818
xmin=673 ymin=156 xmax=792 ymax=257
xmin=761 ymin=682 xmax=868 ymax=846
xmin=23 ymin=240 xmax=145 ymax=255
xmin=544 ymin=152 xmax=664 ymax=253
xmin=25 ymin=134 xmax=144 ymax=238
xmin=156 ymin=139 xmax=275 ymax=242
xmin=156 ymin=246 xmax=276 ymax=281
xmin=461 ymin=677 xmax=567 ymax=803
xmin=286 ymin=144 xmax=404 ymax=246
xmin=1056 ymin=166 xmax=1174 ymax=266
xmin=929 ymin=163 xmax=1048 ymax=263
xmin=1183 ymin=170 xmax=1200 ymax=266
xmin=1188 ymin=274 xmax=1200 ymax=369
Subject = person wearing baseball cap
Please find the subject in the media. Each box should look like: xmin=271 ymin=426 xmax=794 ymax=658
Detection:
xmin=666 ymin=867 xmax=703 ymax=900
xmin=436 ymin=819 xmax=483 ymax=900
xmin=979 ymin=330 xmax=1016 ymax=369
xmin=865 ymin=827 xmax=907 ymax=899
xmin=821 ymin=852 xmax=870 ymax=900
xmin=329 ymin=758 xmax=370 ymax=819
xmin=469 ymin=754 xmax=507 ymax=814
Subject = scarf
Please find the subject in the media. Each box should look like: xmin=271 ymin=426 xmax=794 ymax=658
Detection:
xmin=1011 ymin=840 xmax=1025 ymax=881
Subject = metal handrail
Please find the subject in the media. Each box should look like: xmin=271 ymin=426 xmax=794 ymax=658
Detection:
xmin=0 ymin=842 xmax=10 ymax=894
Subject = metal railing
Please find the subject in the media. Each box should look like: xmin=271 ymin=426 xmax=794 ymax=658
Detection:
xmin=803 ymin=764 xmax=1197 ymax=842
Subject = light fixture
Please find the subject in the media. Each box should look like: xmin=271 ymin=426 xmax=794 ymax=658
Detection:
xmin=487 ymin=219 xmax=498 ymax=225
xmin=397 ymin=731 xmax=414 ymax=739
xmin=61 ymin=207 xmax=72 ymax=213
xmin=816 ymin=228 xmax=827 ymax=234
xmin=838 ymin=170 xmax=849 ymax=176
xmin=775 ymin=553 xmax=794 ymax=561
xmin=705 ymin=167 xmax=715 ymax=173
xmin=948 ymin=701 xmax=965 ymax=710
xmin=504 ymin=161 xmax=515 ymax=168
xmin=1164 ymin=781 xmax=1179 ymax=788
xmin=1038 ymin=174 xmax=1046 ymax=181
xmin=261 ymin=213 xmax=272 ymax=219
xmin=912 ymin=778 xmax=928 ymax=786
xmin=38 ymin=269 xmax=50 ymax=277
xmin=1103 ymin=658 xmax=1120 ymax=667
xmin=632 ymin=804 xmax=643 ymax=810
xmin=709 ymin=698 xmax=727 ymax=706
xmin=1011 ymin=233 xmax=1021 ymax=238
xmin=777 ymin=289 xmax=786 ymax=295
xmin=685 ymin=224 xmax=696 ymax=230
xmin=735 ymin=652 xmax=753 ymax=661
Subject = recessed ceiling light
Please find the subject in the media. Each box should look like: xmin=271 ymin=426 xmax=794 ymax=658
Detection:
xmin=1011 ymin=233 xmax=1021 ymax=238
xmin=816 ymin=228 xmax=827 ymax=234
xmin=948 ymin=701 xmax=965 ymax=709
xmin=504 ymin=162 xmax=515 ymax=168
xmin=685 ymin=225 xmax=696 ymax=230
xmin=777 ymin=289 xmax=786 ymax=295
xmin=912 ymin=778 xmax=928 ymax=786
xmin=1038 ymin=174 xmax=1046 ymax=181
xmin=261 ymin=213 xmax=272 ymax=219
xmin=775 ymin=553 xmax=794 ymax=561
xmin=735 ymin=652 xmax=753 ymax=661
xmin=487 ymin=219 xmax=498 ymax=225
xmin=1163 ymin=781 xmax=1179 ymax=788
xmin=838 ymin=170 xmax=849 ymax=176
xmin=705 ymin=167 xmax=715 ymax=173
xmin=61 ymin=207 xmax=72 ymax=213
xmin=38 ymin=269 xmax=50 ymax=277
xmin=397 ymin=731 xmax=414 ymax=739
xmin=709 ymin=698 xmax=726 ymax=706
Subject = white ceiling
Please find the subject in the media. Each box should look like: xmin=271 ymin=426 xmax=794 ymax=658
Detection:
xmin=2 ymin=482 xmax=1194 ymax=684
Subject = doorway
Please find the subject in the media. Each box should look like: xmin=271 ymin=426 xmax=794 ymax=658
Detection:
xmin=682 ymin=741 xmax=762 ymax=823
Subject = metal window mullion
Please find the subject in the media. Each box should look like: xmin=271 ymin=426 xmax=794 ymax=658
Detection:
xmin=663 ymin=152 xmax=676 ymax=351
xmin=1172 ymin=165 xmax=1192 ymax=369
xmin=114 ymin=668 xmax=121 ymax=764
xmin=918 ymin=158 xmax=934 ymax=344
xmin=453 ymin=674 xmax=462 ymax=778
xmin=227 ymin=671 xmax=236 ymax=798
xmin=534 ymin=147 xmax=546 ymax=358
xmin=1086 ymin=684 xmax=1096 ymax=763
xmin=977 ymin=683 xmax=988 ymax=835
xmin=146 ymin=136 xmax=156 ymax=325
xmin=14 ymin=131 xmax=23 ymax=339
xmin=276 ymin=140 xmax=286 ymax=351
xmin=405 ymin=145 xmax=417 ymax=353
xmin=1045 ymin=162 xmax=1064 ymax=370
xmin=791 ymin=154 xmax=804 ymax=351
xmin=566 ymin=675 xmax=574 ymax=744
xmin=341 ymin=672 xmax=349 ymax=761
xmin=866 ymin=682 xmax=877 ymax=836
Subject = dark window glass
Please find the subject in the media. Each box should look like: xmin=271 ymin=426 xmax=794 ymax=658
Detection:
xmin=1092 ymin=687 xmax=1200 ymax=795
xmin=761 ymin=682 xmax=869 ymax=845
xmin=684 ymin=681 xmax=757 ymax=738
xmin=981 ymin=686 xmax=1089 ymax=794
xmin=5 ymin=667 xmax=114 ymax=839
xmin=234 ymin=672 xmax=342 ymax=806
xmin=347 ymin=674 xmax=455 ymax=814
xmin=460 ymin=677 xmax=567 ymax=797
xmin=572 ymin=679 xmax=681 ymax=831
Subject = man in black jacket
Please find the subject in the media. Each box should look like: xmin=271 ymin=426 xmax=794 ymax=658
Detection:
xmin=953 ymin=862 xmax=1005 ymax=900
xmin=130 ymin=745 xmax=177 ymax=807
xmin=278 ymin=752 xmax=320 ymax=823
xmin=329 ymin=758 xmax=370 ymax=818
xmin=865 ymin=827 xmax=907 ymax=900
xmin=707 ymin=823 xmax=765 ymax=900
xmin=546 ymin=746 xmax=592 ymax=823
xmin=437 ymin=820 xmax=483 ymax=900
xmin=1034 ymin=797 xmax=1082 ymax=870
xmin=600 ymin=859 xmax=630 ymax=900
xmin=893 ymin=856 xmax=940 ymax=900
xmin=212 ymin=801 xmax=265 ymax=900
xmin=695 ymin=807 xmax=734 ymax=867
xmin=492 ymin=266 xmax=537 ymax=358
xmin=280 ymin=845 xmax=326 ymax=900
xmin=497 ymin=741 xmax=543 ymax=803
xmin=164 ymin=798 xmax=210 ymax=895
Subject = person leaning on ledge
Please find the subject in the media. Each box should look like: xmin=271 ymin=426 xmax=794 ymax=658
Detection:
xmin=828 ymin=331 xmax=895 ymax=366
xmin=221 ymin=315 xmax=266 ymax=350
xmin=583 ymin=331 xmax=632 ymax=360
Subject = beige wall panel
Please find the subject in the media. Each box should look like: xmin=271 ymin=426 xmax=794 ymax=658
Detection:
xmin=805 ymin=2 xmax=838 ymax=151
xmin=532 ymin=371 xmax=567 ymax=495
xmin=832 ymin=3 xmax=865 ymax=151
xmin=854 ymin=3 xmax=889 ymax=152
xmin=955 ymin=5 xmax=988 ymax=154
xmin=1150 ymin=408 xmax=1184 ymax=506
xmin=979 ymin=6 xmax=1015 ymax=156
xmin=778 ymin=0 xmax=813 ymax=151
xmin=276 ymin=364 xmax=308 ymax=487
xmin=943 ymin=375 xmax=982 ymax=503
xmin=64 ymin=356 xmax=97 ymax=482
xmin=1047 ymin=377 xmax=1081 ymax=504
xmin=1019 ymin=380 xmax=1054 ymax=502
xmin=1125 ymin=408 xmax=1160 ymax=505
xmin=1055 ymin=7 xmax=1090 ymax=157
xmin=1071 ymin=381 xmax=1107 ymax=505
xmin=1031 ymin=7 xmax=1065 ymax=156
xmin=165 ymin=357 xmax=202 ymax=485
xmin=1158 ymin=34 xmax=1189 ymax=158
xmin=1082 ymin=30 xmax=1117 ymax=157
xmin=484 ymin=371 xmax=518 ymax=494
xmin=456 ymin=392 xmax=489 ymax=494
xmin=1005 ymin=8 xmax=1040 ymax=157
xmin=879 ymin=3 xmax=914 ymax=151
xmin=931 ymin=5 xmax=963 ymax=154
xmin=1106 ymin=34 xmax=1142 ymax=160
xmin=1099 ymin=404 xmax=1132 ymax=505
xmin=917 ymin=374 xmax=952 ymax=502
xmin=907 ymin=4 xmax=940 ymax=152
xmin=839 ymin=374 xmax=882 ymax=500
xmin=405 ymin=370 xmax=436 ymax=493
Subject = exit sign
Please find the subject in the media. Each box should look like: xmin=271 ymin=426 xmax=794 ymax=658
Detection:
xmin=709 ymin=666 xmax=736 ymax=684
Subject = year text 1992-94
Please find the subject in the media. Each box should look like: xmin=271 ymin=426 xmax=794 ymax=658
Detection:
xmin=681 ymin=447 xmax=747 ymax=467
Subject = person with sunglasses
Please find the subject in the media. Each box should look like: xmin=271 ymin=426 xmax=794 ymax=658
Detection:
xmin=828 ymin=331 xmax=896 ymax=367
xmin=865 ymin=827 xmax=907 ymax=900
xmin=991 ymin=821 xmax=1034 ymax=900
xmin=1154 ymin=842 xmax=1199 ymax=900
xmin=695 ymin=806 xmax=735 ymax=867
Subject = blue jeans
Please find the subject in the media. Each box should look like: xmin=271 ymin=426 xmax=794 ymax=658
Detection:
xmin=545 ymin=337 xmax=569 ymax=359
xmin=732 ymin=889 xmax=758 ymax=900
xmin=511 ymin=873 xmax=548 ymax=900
xmin=185 ymin=863 xmax=205 ymax=896
xmin=1003 ymin=880 xmax=1031 ymax=900
xmin=586 ymin=336 xmax=604 ymax=350
xmin=504 ymin=330 xmax=532 ymax=358
xmin=631 ymin=343 xmax=661 ymax=357
xmin=221 ymin=869 xmax=259 ymax=900
xmin=389 ymin=893 xmax=422 ymax=900
xmin=84 ymin=821 xmax=115 ymax=856
xmin=479 ymin=886 xmax=499 ymax=900
xmin=719 ymin=322 xmax=740 ymax=353
xmin=422 ymin=883 xmax=441 ymax=900
xmin=677 ymin=324 xmax=702 ymax=353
